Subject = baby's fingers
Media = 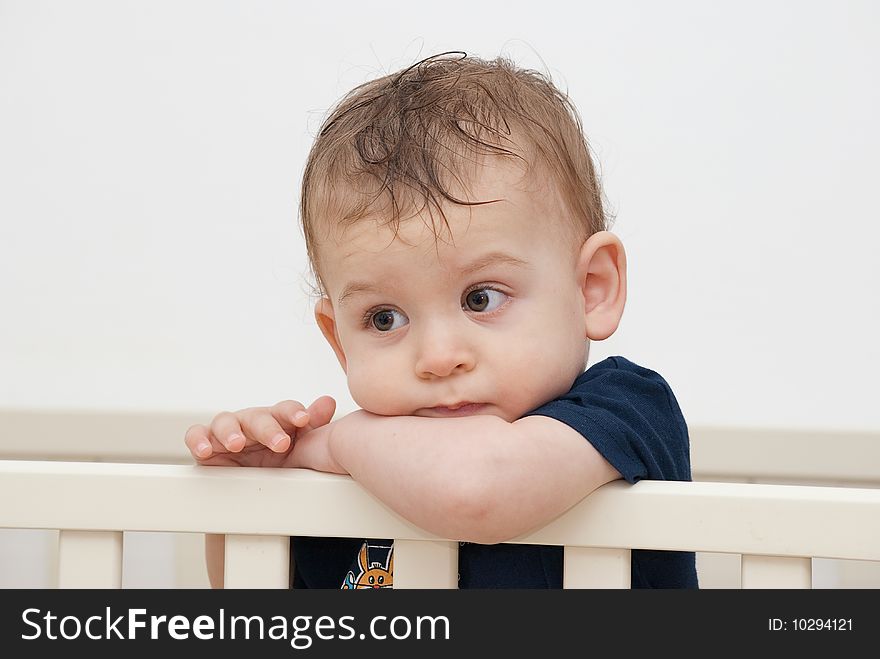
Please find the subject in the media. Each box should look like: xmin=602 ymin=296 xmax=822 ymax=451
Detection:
xmin=306 ymin=395 xmax=337 ymax=429
xmin=271 ymin=396 xmax=336 ymax=434
xmin=236 ymin=407 xmax=297 ymax=453
xmin=184 ymin=423 xmax=219 ymax=460
xmin=269 ymin=399 xmax=313 ymax=434
xmin=208 ymin=410 xmax=256 ymax=453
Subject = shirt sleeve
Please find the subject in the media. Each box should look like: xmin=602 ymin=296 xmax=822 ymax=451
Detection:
xmin=522 ymin=356 xmax=691 ymax=484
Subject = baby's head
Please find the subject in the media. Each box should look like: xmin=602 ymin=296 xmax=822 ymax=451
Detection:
xmin=301 ymin=53 xmax=626 ymax=422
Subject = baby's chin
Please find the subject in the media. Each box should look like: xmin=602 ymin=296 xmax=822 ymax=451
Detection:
xmin=354 ymin=402 xmax=412 ymax=417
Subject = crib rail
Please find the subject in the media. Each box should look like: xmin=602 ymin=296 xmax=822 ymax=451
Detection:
xmin=2 ymin=459 xmax=879 ymax=589
xmin=3 ymin=409 xmax=879 ymax=486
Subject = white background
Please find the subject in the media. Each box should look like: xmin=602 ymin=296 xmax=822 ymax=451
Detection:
xmin=2 ymin=0 xmax=878 ymax=432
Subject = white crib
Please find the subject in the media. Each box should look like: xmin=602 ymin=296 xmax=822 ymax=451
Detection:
xmin=1 ymin=408 xmax=878 ymax=588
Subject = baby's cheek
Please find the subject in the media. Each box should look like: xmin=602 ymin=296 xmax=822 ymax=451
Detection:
xmin=345 ymin=365 xmax=409 ymax=416
xmin=498 ymin=353 xmax=576 ymax=418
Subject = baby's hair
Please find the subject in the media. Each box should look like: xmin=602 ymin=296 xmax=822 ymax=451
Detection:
xmin=300 ymin=51 xmax=610 ymax=296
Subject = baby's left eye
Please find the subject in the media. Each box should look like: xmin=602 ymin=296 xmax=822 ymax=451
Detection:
xmin=464 ymin=288 xmax=507 ymax=313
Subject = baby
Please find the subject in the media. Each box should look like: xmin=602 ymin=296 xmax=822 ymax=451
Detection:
xmin=185 ymin=52 xmax=697 ymax=589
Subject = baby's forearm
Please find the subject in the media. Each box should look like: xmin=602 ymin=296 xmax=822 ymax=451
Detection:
xmin=327 ymin=411 xmax=514 ymax=541
xmin=326 ymin=410 xmax=608 ymax=544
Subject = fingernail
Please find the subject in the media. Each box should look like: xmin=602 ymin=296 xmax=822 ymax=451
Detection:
xmin=196 ymin=442 xmax=211 ymax=457
xmin=294 ymin=411 xmax=308 ymax=423
xmin=270 ymin=433 xmax=289 ymax=449
xmin=226 ymin=434 xmax=246 ymax=451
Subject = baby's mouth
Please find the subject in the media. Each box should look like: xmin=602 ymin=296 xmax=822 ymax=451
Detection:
xmin=422 ymin=403 xmax=487 ymax=417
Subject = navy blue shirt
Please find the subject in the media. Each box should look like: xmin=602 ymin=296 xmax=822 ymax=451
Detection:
xmin=292 ymin=356 xmax=699 ymax=589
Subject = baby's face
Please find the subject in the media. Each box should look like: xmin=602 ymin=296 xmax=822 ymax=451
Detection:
xmin=315 ymin=161 xmax=591 ymax=422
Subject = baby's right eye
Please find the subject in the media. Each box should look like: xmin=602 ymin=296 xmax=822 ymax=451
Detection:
xmin=366 ymin=308 xmax=408 ymax=332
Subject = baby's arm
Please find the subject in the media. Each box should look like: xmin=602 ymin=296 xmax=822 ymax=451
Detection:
xmin=296 ymin=411 xmax=621 ymax=544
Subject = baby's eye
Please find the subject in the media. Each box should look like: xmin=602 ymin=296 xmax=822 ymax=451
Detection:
xmin=368 ymin=308 xmax=409 ymax=332
xmin=464 ymin=287 xmax=507 ymax=313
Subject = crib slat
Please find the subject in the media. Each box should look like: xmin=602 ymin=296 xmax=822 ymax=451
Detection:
xmin=393 ymin=539 xmax=458 ymax=588
xmin=224 ymin=534 xmax=290 ymax=588
xmin=58 ymin=530 xmax=122 ymax=588
xmin=741 ymin=554 xmax=811 ymax=588
xmin=563 ymin=546 xmax=631 ymax=588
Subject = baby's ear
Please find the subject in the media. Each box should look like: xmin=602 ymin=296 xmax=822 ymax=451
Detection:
xmin=576 ymin=231 xmax=627 ymax=341
xmin=314 ymin=297 xmax=347 ymax=372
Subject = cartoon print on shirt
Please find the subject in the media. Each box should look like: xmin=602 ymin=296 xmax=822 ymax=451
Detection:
xmin=341 ymin=540 xmax=394 ymax=589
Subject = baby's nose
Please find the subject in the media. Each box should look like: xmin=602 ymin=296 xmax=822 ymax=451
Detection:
xmin=414 ymin=327 xmax=476 ymax=379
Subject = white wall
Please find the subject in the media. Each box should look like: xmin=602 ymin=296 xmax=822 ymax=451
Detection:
xmin=1 ymin=0 xmax=878 ymax=433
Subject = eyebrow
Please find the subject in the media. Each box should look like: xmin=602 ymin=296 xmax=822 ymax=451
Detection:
xmin=337 ymin=251 xmax=530 ymax=307
xmin=338 ymin=281 xmax=381 ymax=306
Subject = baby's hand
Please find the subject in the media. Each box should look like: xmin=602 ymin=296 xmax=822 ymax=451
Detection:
xmin=184 ymin=395 xmax=336 ymax=467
